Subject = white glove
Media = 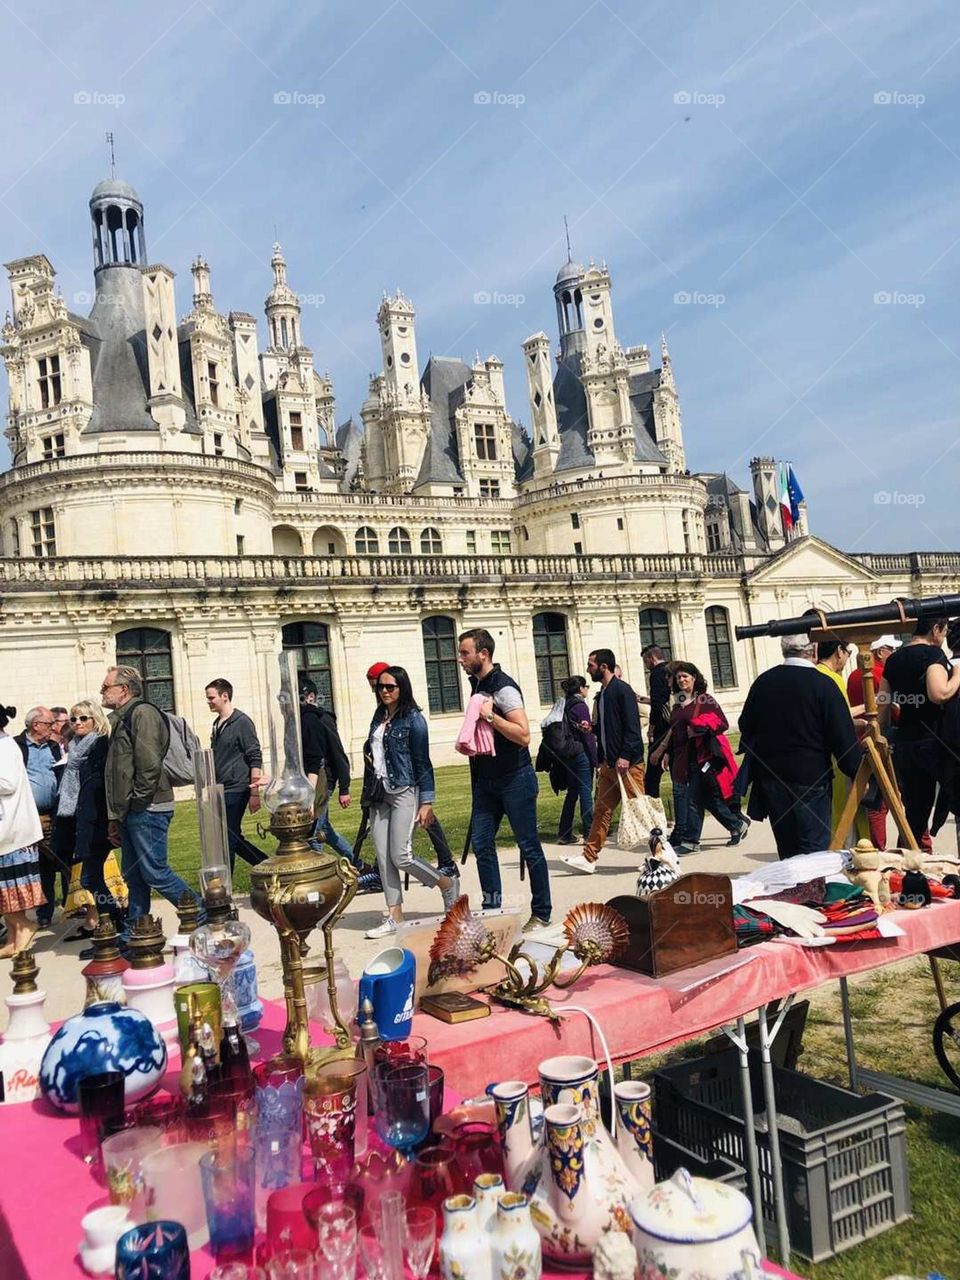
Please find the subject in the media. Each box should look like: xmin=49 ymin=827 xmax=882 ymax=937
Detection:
xmin=747 ymin=900 xmax=827 ymax=939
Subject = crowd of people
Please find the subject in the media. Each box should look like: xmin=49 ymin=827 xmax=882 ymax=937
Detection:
xmin=3 ymin=614 xmax=960 ymax=958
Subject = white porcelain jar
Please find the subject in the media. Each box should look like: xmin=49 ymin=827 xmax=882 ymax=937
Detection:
xmin=490 ymin=1192 xmax=542 ymax=1280
xmin=631 ymin=1168 xmax=762 ymax=1280
xmin=613 ymin=1079 xmax=655 ymax=1195
xmin=473 ymin=1172 xmax=505 ymax=1232
xmin=439 ymin=1194 xmax=491 ymax=1280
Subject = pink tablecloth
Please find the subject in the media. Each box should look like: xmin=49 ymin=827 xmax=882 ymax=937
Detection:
xmin=5 ymin=902 xmax=956 ymax=1279
xmin=418 ymin=900 xmax=960 ymax=1095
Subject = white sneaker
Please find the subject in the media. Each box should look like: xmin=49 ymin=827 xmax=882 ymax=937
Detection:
xmin=365 ymin=915 xmax=398 ymax=939
xmin=560 ymin=853 xmax=596 ymax=875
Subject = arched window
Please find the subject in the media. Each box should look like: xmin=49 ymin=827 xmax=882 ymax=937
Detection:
xmin=532 ymin=612 xmax=569 ymax=704
xmin=705 ymin=606 xmax=737 ymax=690
xmin=355 ymin=526 xmax=379 ymax=554
xmin=421 ymin=617 xmax=462 ymax=714
xmin=388 ymin=526 xmax=412 ymax=554
xmin=420 ymin=527 xmax=442 ymax=555
xmin=638 ymin=608 xmax=673 ymax=660
xmin=115 ymin=627 xmax=175 ymax=712
xmin=282 ymin=621 xmax=334 ymax=711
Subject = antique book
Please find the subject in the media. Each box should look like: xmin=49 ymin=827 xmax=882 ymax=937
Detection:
xmin=419 ymin=992 xmax=491 ymax=1024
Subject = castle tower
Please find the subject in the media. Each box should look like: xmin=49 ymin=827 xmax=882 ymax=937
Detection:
xmin=522 ymin=331 xmax=560 ymax=478
xmin=264 ymin=242 xmax=301 ymax=351
xmin=141 ymin=264 xmax=186 ymax=437
xmin=651 ymin=333 xmax=686 ymax=472
xmin=554 ymin=257 xmax=585 ymax=366
xmin=378 ymin=290 xmax=421 ymax=406
xmin=90 ymin=178 xmax=146 ymax=273
xmin=364 ymin=291 xmax=431 ymax=492
xmin=750 ymin=457 xmax=787 ymax=551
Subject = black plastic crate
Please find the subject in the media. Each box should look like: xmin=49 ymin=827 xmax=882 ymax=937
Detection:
xmin=652 ymin=1128 xmax=747 ymax=1193
xmin=653 ymin=1050 xmax=911 ymax=1262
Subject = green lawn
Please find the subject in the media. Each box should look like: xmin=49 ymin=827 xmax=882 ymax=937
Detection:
xmin=168 ymin=761 xmax=572 ymax=892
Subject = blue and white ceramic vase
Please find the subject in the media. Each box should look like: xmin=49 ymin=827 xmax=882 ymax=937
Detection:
xmin=233 ymin=949 xmax=263 ymax=1034
xmin=39 ymin=1000 xmax=167 ymax=1113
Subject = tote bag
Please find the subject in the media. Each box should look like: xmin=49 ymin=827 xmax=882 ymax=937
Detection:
xmin=616 ymin=771 xmax=668 ymax=851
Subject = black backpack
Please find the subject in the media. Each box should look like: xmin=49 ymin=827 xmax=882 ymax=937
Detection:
xmin=542 ymin=703 xmax=582 ymax=760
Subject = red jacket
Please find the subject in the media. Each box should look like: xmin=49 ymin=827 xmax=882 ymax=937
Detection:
xmin=667 ymin=695 xmax=739 ymax=799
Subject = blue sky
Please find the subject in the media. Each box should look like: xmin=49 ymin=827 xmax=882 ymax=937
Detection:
xmin=2 ymin=0 xmax=959 ymax=552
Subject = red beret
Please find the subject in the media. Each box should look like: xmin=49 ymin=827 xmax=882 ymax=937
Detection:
xmin=366 ymin=662 xmax=391 ymax=681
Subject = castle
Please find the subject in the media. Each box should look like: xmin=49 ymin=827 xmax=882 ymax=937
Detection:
xmin=2 ymin=174 xmax=954 ymax=763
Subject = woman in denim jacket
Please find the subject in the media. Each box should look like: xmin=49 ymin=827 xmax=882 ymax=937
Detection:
xmin=363 ymin=666 xmax=460 ymax=939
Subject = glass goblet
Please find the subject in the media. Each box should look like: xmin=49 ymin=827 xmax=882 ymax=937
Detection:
xmin=373 ymin=1061 xmax=430 ymax=1161
xmin=315 ymin=1202 xmax=357 ymax=1280
xmin=358 ymin=1224 xmax=388 ymax=1280
xmin=403 ymin=1206 xmax=437 ymax=1280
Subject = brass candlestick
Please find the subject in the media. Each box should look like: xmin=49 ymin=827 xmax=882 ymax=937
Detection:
xmin=249 ymin=652 xmax=357 ymax=1073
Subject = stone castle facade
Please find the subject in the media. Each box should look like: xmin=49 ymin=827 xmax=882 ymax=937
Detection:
xmin=2 ymin=174 xmax=957 ymax=765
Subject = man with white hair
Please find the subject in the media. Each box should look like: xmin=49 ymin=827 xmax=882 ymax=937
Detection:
xmin=738 ymin=633 xmax=861 ymax=857
xmin=14 ymin=706 xmax=64 ymax=926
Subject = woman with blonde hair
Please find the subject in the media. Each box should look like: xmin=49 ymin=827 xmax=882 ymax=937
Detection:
xmin=54 ymin=698 xmax=126 ymax=942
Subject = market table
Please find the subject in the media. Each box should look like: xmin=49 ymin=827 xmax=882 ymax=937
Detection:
xmin=4 ymin=901 xmax=958 ymax=1279
xmin=0 ymin=996 xmax=803 ymax=1280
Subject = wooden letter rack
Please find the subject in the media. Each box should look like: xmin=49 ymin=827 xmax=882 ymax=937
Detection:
xmin=607 ymin=873 xmax=736 ymax=978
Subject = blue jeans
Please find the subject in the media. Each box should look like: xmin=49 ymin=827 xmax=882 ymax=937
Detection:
xmin=673 ymin=772 xmax=742 ymax=846
xmin=224 ymin=789 xmax=267 ymax=870
xmin=312 ymin=805 xmax=357 ymax=864
xmin=119 ymin=809 xmax=196 ymax=923
xmin=471 ymin=765 xmax=552 ymax=922
xmin=558 ymin=752 xmax=594 ymax=840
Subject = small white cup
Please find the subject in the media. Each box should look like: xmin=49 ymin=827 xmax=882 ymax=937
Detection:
xmin=81 ymin=1204 xmax=132 ymax=1250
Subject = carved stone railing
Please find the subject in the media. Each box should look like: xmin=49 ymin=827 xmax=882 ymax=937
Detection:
xmin=0 ymin=551 xmax=747 ymax=591
xmin=514 ymin=471 xmax=708 ymax=505
xmin=0 ymin=451 xmax=274 ymax=489
xmin=853 ymin=552 xmax=960 ymax=574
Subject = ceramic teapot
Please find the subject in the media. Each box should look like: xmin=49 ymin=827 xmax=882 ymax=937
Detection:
xmin=630 ymin=1167 xmax=762 ymax=1280
xmin=491 ymin=1054 xmax=639 ymax=1267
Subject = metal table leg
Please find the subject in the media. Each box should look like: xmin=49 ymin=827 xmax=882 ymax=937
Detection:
xmin=757 ymin=1000 xmax=794 ymax=1263
xmin=839 ymin=976 xmax=859 ymax=1090
xmin=720 ymin=1016 xmax=764 ymax=1244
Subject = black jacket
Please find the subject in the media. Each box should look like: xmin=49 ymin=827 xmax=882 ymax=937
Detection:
xmin=53 ymin=735 xmax=110 ymax=862
xmin=738 ymin=662 xmax=860 ymax=787
xmin=14 ymin=732 xmax=62 ymax=767
xmin=300 ymin=703 xmax=351 ymax=796
xmin=595 ymin=676 xmax=645 ymax=768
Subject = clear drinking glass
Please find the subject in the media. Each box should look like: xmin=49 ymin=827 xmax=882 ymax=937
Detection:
xmin=358 ymin=1224 xmax=389 ymax=1280
xmin=101 ymin=1125 xmax=164 ymax=1205
xmin=266 ymin=1249 xmax=316 ymax=1279
xmin=139 ymin=1140 xmax=210 ymax=1249
xmin=315 ymin=1202 xmax=357 ymax=1280
xmin=403 ymin=1206 xmax=437 ymax=1280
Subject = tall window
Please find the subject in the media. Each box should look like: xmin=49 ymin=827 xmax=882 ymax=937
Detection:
xmin=29 ymin=507 xmax=56 ymax=558
xmin=421 ymin=617 xmax=462 ymax=714
xmin=638 ymin=608 xmax=672 ymax=660
xmin=116 ymin=627 xmax=175 ymax=711
xmin=533 ymin=612 xmax=569 ymax=703
xmin=294 ymin=471 xmax=309 ymax=492
xmin=474 ymin=422 xmax=497 ymax=460
xmin=388 ymin=527 xmax=412 ymax=554
xmin=42 ymin=432 xmax=65 ymax=459
xmin=289 ymin=411 xmax=304 ymax=451
xmin=213 ymin=433 xmax=224 ymax=457
xmin=491 ymin=529 xmax=511 ymax=554
xmin=355 ymin=527 xmax=379 ymax=554
xmin=706 ymin=521 xmax=722 ymax=552
xmin=705 ymin=606 xmax=737 ymax=689
xmin=479 ymin=479 xmax=500 ymax=499
xmin=420 ymin=527 xmax=442 ymax=554
xmin=282 ymin=621 xmax=335 ymax=711
xmin=465 ymin=530 xmax=477 ymax=553
xmin=38 ymin=355 xmax=61 ymax=408
xmin=207 ymin=361 xmax=219 ymax=407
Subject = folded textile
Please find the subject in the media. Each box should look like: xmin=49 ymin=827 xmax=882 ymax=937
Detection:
xmin=455 ymin=693 xmax=496 ymax=757
xmin=731 ymin=850 xmax=850 ymax=902
xmin=747 ymin=900 xmax=827 ymax=939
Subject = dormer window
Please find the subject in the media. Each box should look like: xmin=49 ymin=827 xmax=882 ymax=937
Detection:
xmin=42 ymin=432 xmax=65 ymax=459
xmin=207 ymin=361 xmax=219 ymax=407
xmin=474 ymin=422 xmax=497 ymax=460
xmin=38 ymin=355 xmax=61 ymax=408
xmin=479 ymin=479 xmax=500 ymax=498
xmin=289 ymin=411 xmax=304 ymax=451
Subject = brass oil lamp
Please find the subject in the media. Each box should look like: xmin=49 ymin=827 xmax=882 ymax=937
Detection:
xmin=249 ymin=652 xmax=358 ymax=1073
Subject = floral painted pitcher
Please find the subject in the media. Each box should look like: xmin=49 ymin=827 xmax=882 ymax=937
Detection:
xmin=491 ymin=1054 xmax=640 ymax=1267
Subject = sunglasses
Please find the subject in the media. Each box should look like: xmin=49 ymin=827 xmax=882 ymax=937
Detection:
xmin=70 ymin=715 xmax=92 ymax=724
xmin=376 ymin=683 xmax=399 ymax=691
